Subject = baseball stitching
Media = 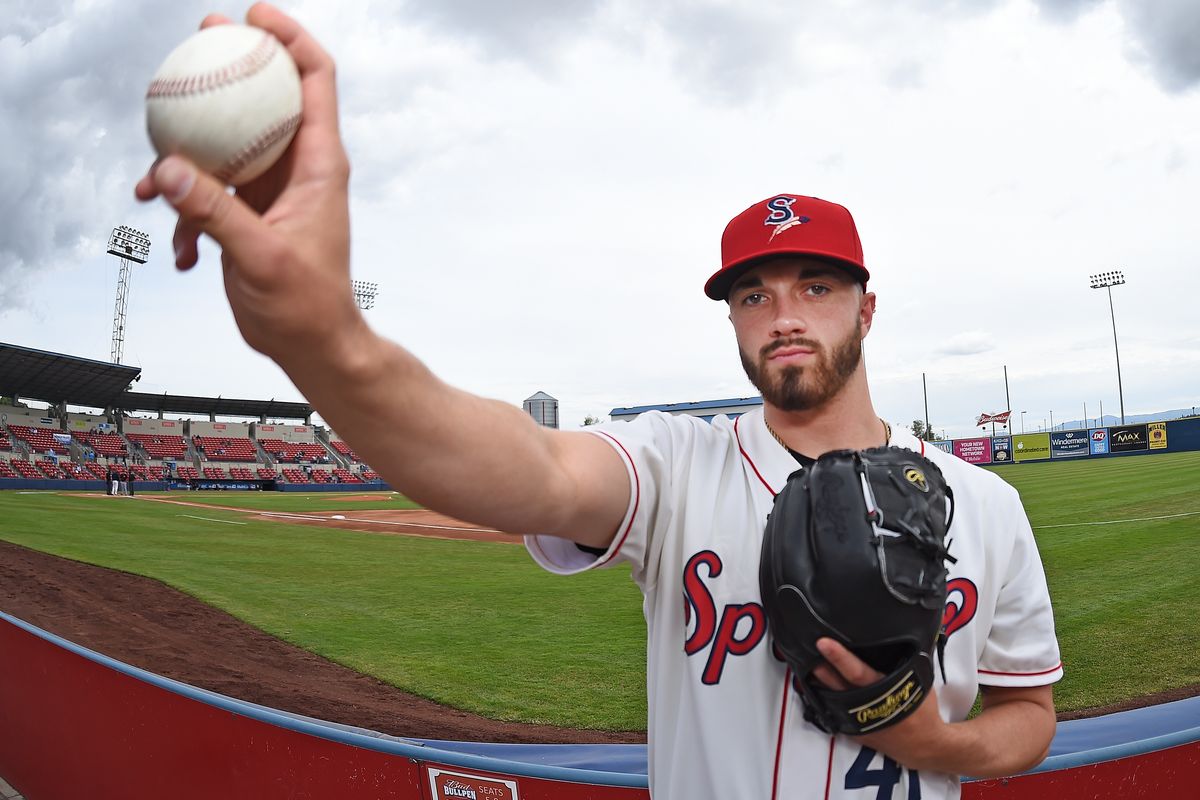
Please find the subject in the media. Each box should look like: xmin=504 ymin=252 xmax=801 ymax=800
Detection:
xmin=146 ymin=32 xmax=278 ymax=99
xmin=213 ymin=111 xmax=302 ymax=184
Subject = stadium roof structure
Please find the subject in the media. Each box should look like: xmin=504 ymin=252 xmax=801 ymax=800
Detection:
xmin=0 ymin=342 xmax=141 ymax=408
xmin=114 ymin=391 xmax=312 ymax=422
xmin=0 ymin=342 xmax=313 ymax=422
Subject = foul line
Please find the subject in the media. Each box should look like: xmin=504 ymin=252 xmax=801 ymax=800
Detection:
xmin=254 ymin=511 xmax=499 ymax=533
xmin=1035 ymin=510 xmax=1200 ymax=529
xmin=178 ymin=514 xmax=247 ymax=526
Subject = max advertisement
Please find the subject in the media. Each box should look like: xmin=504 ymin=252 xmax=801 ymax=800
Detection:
xmin=1110 ymin=424 xmax=1149 ymax=453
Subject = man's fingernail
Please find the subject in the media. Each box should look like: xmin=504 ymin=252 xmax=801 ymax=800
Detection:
xmin=157 ymin=157 xmax=195 ymax=204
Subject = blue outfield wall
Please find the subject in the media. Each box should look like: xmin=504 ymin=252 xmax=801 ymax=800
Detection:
xmin=951 ymin=416 xmax=1200 ymax=465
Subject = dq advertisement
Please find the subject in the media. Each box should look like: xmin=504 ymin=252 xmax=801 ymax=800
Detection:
xmin=953 ymin=437 xmax=992 ymax=464
xmin=1013 ymin=433 xmax=1051 ymax=462
xmin=1110 ymin=424 xmax=1148 ymax=453
xmin=991 ymin=436 xmax=1012 ymax=463
xmin=1089 ymin=428 xmax=1109 ymax=455
xmin=1050 ymin=430 xmax=1090 ymax=459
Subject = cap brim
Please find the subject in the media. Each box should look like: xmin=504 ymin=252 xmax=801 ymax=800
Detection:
xmin=705 ymin=252 xmax=870 ymax=301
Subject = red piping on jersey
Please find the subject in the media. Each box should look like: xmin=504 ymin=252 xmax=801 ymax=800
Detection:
xmin=919 ymin=439 xmax=925 ymax=456
xmin=734 ymin=415 xmax=778 ymax=496
xmin=770 ymin=667 xmax=791 ymax=800
xmin=978 ymin=662 xmax=1063 ymax=678
xmin=823 ymin=736 xmax=836 ymax=800
xmin=592 ymin=430 xmax=640 ymax=565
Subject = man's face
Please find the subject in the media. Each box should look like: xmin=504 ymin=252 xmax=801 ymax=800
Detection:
xmin=727 ymin=258 xmax=873 ymax=413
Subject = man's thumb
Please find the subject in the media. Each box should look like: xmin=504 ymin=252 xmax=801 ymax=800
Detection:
xmin=153 ymin=155 xmax=263 ymax=252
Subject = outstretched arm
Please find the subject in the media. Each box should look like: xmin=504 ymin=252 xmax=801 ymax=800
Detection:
xmin=136 ymin=4 xmax=629 ymax=547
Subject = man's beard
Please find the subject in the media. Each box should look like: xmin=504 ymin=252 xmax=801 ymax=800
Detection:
xmin=739 ymin=325 xmax=863 ymax=412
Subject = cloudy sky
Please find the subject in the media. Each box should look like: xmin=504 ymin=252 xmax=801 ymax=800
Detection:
xmin=2 ymin=0 xmax=1198 ymax=439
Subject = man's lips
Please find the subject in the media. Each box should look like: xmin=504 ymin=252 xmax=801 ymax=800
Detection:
xmin=767 ymin=346 xmax=816 ymax=361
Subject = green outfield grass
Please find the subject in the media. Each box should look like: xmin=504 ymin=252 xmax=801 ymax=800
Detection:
xmin=2 ymin=451 xmax=1198 ymax=727
xmin=0 ymin=491 xmax=646 ymax=730
xmin=986 ymin=451 xmax=1200 ymax=711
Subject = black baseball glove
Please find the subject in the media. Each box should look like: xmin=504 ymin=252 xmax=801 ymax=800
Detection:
xmin=759 ymin=446 xmax=956 ymax=735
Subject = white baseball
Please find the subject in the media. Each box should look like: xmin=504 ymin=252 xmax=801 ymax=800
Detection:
xmin=146 ymin=24 xmax=302 ymax=186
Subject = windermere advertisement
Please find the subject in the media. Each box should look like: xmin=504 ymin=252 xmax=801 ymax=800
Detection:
xmin=1050 ymin=430 xmax=1090 ymax=458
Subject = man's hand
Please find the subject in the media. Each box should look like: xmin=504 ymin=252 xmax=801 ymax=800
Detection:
xmin=812 ymin=638 xmax=952 ymax=767
xmin=135 ymin=3 xmax=363 ymax=371
xmin=812 ymin=637 xmax=1057 ymax=778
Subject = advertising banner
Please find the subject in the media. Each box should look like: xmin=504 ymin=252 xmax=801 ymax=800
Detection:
xmin=953 ymin=437 xmax=992 ymax=464
xmin=1013 ymin=433 xmax=1051 ymax=462
xmin=991 ymin=436 xmax=1012 ymax=463
xmin=1050 ymin=430 xmax=1090 ymax=458
xmin=930 ymin=440 xmax=953 ymax=454
xmin=1110 ymin=424 xmax=1148 ymax=453
xmin=1089 ymin=428 xmax=1110 ymax=455
xmin=1149 ymin=422 xmax=1167 ymax=450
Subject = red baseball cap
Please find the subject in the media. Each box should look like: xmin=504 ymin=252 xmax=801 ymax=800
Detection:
xmin=704 ymin=194 xmax=869 ymax=300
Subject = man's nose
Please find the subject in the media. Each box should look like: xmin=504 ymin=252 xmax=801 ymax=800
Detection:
xmin=770 ymin=296 xmax=808 ymax=337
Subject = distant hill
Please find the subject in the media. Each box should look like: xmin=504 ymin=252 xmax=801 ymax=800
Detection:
xmin=1053 ymin=408 xmax=1198 ymax=432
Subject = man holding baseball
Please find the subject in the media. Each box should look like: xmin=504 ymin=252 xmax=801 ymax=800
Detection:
xmin=138 ymin=5 xmax=1061 ymax=798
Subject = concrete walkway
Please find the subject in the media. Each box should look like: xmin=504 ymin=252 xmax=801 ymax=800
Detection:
xmin=0 ymin=775 xmax=23 ymax=800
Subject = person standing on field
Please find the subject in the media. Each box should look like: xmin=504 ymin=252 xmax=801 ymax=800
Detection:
xmin=137 ymin=6 xmax=1061 ymax=798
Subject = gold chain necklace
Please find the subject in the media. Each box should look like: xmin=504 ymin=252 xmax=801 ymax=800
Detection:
xmin=764 ymin=416 xmax=891 ymax=453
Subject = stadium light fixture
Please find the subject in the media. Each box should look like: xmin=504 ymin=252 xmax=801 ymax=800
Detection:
xmin=107 ymin=226 xmax=151 ymax=364
xmin=1088 ymin=270 xmax=1126 ymax=425
xmin=352 ymin=280 xmax=380 ymax=311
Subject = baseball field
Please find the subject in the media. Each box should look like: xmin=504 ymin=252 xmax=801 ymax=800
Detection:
xmin=1 ymin=449 xmax=1197 ymax=734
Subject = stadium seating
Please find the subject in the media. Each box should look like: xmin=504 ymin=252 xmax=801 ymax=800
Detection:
xmin=280 ymin=468 xmax=311 ymax=483
xmin=0 ymin=431 xmax=11 ymax=451
xmin=202 ymin=466 xmax=228 ymax=479
xmin=229 ymin=467 xmax=254 ymax=480
xmin=35 ymin=461 xmax=66 ymax=479
xmin=193 ymin=436 xmax=258 ymax=462
xmin=362 ymin=470 xmax=381 ymax=481
xmin=7 ymin=425 xmax=70 ymax=455
xmin=256 ymin=468 xmax=278 ymax=480
xmin=0 ymin=460 xmax=15 ymax=478
xmin=332 ymin=468 xmax=362 ymax=483
xmin=85 ymin=463 xmax=107 ymax=480
xmin=73 ymin=431 xmax=128 ymax=458
xmin=258 ymin=439 xmax=331 ymax=464
xmin=126 ymin=433 xmax=188 ymax=459
xmin=59 ymin=462 xmax=88 ymax=480
xmin=310 ymin=470 xmax=333 ymax=483
xmin=11 ymin=460 xmax=41 ymax=479
xmin=175 ymin=466 xmax=200 ymax=480
xmin=329 ymin=440 xmax=359 ymax=462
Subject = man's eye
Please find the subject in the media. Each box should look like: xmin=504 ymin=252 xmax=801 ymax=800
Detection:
xmin=808 ymin=284 xmax=831 ymax=296
xmin=743 ymin=293 xmax=767 ymax=305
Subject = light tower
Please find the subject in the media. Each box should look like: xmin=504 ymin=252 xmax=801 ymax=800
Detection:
xmin=1089 ymin=270 xmax=1126 ymax=424
xmin=107 ymin=226 xmax=151 ymax=364
xmin=352 ymin=280 xmax=380 ymax=310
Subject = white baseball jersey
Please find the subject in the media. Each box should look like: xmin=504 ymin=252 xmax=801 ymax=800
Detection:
xmin=526 ymin=408 xmax=1062 ymax=800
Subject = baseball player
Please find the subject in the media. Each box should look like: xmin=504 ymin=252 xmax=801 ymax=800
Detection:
xmin=137 ymin=7 xmax=1061 ymax=798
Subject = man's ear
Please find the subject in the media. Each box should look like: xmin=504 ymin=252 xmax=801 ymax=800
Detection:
xmin=860 ymin=291 xmax=877 ymax=336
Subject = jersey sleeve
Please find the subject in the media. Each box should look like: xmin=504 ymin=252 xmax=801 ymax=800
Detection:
xmin=977 ymin=486 xmax=1064 ymax=687
xmin=524 ymin=411 xmax=689 ymax=591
